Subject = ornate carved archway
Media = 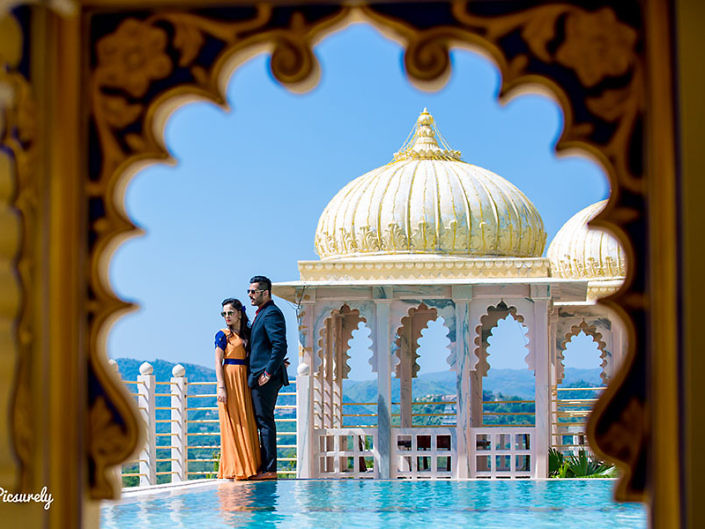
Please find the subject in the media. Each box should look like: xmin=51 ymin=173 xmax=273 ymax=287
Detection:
xmin=2 ymin=1 xmax=678 ymax=524
xmin=473 ymin=301 xmax=529 ymax=377
xmin=314 ymin=304 xmax=364 ymax=428
xmin=315 ymin=303 xmax=364 ymax=380
xmin=394 ymin=302 xmax=439 ymax=379
xmin=81 ymin=4 xmax=649 ymax=497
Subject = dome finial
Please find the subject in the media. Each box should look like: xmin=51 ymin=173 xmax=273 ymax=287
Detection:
xmin=393 ymin=109 xmax=462 ymax=162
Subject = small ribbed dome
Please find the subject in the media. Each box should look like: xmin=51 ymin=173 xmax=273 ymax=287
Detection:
xmin=314 ymin=109 xmax=546 ymax=259
xmin=548 ymin=200 xmax=625 ymax=279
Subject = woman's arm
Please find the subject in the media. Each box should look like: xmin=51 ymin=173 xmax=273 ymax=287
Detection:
xmin=215 ymin=345 xmax=226 ymax=403
xmin=214 ymin=331 xmax=227 ymax=402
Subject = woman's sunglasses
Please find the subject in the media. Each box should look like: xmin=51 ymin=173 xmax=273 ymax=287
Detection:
xmin=220 ymin=311 xmax=238 ymax=318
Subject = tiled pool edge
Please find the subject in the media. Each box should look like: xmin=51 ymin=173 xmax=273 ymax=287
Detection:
xmin=108 ymin=477 xmax=619 ymax=502
xmin=113 ymin=479 xmax=218 ymax=500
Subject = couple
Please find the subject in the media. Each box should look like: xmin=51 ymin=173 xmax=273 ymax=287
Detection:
xmin=214 ymin=275 xmax=289 ymax=481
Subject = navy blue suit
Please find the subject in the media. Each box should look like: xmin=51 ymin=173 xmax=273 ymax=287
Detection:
xmin=248 ymin=300 xmax=289 ymax=473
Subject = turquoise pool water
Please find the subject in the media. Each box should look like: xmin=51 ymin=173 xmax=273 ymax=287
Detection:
xmin=101 ymin=480 xmax=647 ymax=528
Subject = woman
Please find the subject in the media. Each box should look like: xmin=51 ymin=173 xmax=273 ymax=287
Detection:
xmin=215 ymin=297 xmax=261 ymax=480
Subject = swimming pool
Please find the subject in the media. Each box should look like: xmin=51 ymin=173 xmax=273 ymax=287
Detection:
xmin=101 ymin=480 xmax=647 ymax=529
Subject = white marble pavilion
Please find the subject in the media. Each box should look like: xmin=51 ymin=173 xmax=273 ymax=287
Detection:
xmin=273 ymin=109 xmax=626 ymax=480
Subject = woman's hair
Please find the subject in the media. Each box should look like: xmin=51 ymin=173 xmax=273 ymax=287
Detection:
xmin=221 ymin=297 xmax=250 ymax=343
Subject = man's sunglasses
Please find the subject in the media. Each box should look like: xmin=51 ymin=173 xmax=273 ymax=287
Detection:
xmin=247 ymin=289 xmax=264 ymax=295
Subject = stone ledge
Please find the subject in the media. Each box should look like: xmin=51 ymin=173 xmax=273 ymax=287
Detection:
xmin=298 ymin=257 xmax=551 ymax=282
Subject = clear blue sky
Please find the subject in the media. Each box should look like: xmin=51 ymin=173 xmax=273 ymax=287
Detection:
xmin=108 ymin=24 xmax=608 ymax=379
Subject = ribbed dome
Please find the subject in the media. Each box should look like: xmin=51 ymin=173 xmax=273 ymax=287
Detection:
xmin=314 ymin=110 xmax=546 ymax=259
xmin=548 ymin=200 xmax=625 ymax=279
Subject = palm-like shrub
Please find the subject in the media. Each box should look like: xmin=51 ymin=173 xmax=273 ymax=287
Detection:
xmin=549 ymin=448 xmax=617 ymax=478
xmin=549 ymin=448 xmax=564 ymax=475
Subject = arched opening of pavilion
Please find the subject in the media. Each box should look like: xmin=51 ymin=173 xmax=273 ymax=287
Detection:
xmin=341 ymin=321 xmax=375 ymax=429
xmin=553 ymin=329 xmax=605 ymax=456
xmin=407 ymin=314 xmax=454 ymax=433
xmin=273 ymin=110 xmax=627 ymax=480
xmin=482 ymin=315 xmax=534 ymax=424
xmin=547 ymin=200 xmax=627 ymax=461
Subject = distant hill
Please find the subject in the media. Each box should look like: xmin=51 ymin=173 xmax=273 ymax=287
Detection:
xmin=343 ymin=367 xmax=603 ymax=402
xmin=113 ymin=357 xmax=296 ymax=409
xmin=114 ymin=358 xmax=601 ymax=402
xmin=114 ymin=357 xmax=220 ymax=383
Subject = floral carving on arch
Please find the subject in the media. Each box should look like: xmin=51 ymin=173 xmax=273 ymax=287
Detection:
xmin=80 ymin=0 xmax=648 ymax=500
xmin=557 ymin=320 xmax=609 ymax=385
xmin=0 ymin=8 xmax=39 ymax=491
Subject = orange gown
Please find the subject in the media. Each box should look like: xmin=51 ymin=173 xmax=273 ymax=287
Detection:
xmin=216 ymin=329 xmax=261 ymax=479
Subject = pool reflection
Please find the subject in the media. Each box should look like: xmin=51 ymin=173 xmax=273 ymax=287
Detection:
xmin=167 ymin=497 xmax=186 ymax=528
xmin=101 ymin=480 xmax=647 ymax=529
xmin=217 ymin=481 xmax=282 ymax=525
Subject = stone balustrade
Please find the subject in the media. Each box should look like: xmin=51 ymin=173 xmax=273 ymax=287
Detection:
xmin=109 ymin=359 xmax=297 ymax=487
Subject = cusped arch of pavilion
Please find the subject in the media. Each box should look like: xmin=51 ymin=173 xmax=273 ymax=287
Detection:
xmin=547 ymin=201 xmax=628 ymax=385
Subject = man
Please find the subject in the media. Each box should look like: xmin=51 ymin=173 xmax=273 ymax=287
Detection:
xmin=247 ymin=275 xmax=289 ymax=480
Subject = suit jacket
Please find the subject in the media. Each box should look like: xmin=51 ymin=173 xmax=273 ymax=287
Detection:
xmin=248 ymin=300 xmax=289 ymax=388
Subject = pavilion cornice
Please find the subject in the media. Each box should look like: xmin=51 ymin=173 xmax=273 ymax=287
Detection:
xmin=273 ymin=276 xmax=589 ymax=304
xmin=298 ymin=256 xmax=551 ymax=283
xmin=586 ymin=280 xmax=624 ymax=300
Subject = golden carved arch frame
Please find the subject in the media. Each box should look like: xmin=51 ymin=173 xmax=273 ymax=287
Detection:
xmin=0 ymin=0 xmax=681 ymax=526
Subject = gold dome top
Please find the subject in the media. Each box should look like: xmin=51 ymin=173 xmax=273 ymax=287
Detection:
xmin=548 ymin=200 xmax=626 ymax=280
xmin=314 ymin=109 xmax=546 ymax=260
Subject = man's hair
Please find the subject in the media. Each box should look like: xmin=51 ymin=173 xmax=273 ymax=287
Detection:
xmin=249 ymin=275 xmax=272 ymax=293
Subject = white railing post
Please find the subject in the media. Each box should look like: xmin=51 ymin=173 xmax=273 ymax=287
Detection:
xmin=171 ymin=364 xmax=188 ymax=482
xmin=137 ymin=361 xmax=156 ymax=486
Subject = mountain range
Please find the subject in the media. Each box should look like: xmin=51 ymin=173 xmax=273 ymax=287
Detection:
xmin=113 ymin=357 xmax=601 ymax=401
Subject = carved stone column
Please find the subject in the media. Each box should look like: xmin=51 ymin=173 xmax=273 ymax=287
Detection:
xmin=333 ymin=315 xmax=343 ymax=428
xmin=399 ymin=320 xmax=413 ymax=429
xmin=467 ymin=299 xmax=486 ymax=429
xmin=322 ymin=319 xmax=333 ymax=429
xmin=548 ymin=311 xmax=559 ymax=451
xmin=531 ymin=287 xmax=551 ymax=478
xmin=452 ymin=286 xmax=471 ymax=479
xmin=374 ymin=288 xmax=393 ymax=479
xmin=296 ymin=296 xmax=315 ymax=478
